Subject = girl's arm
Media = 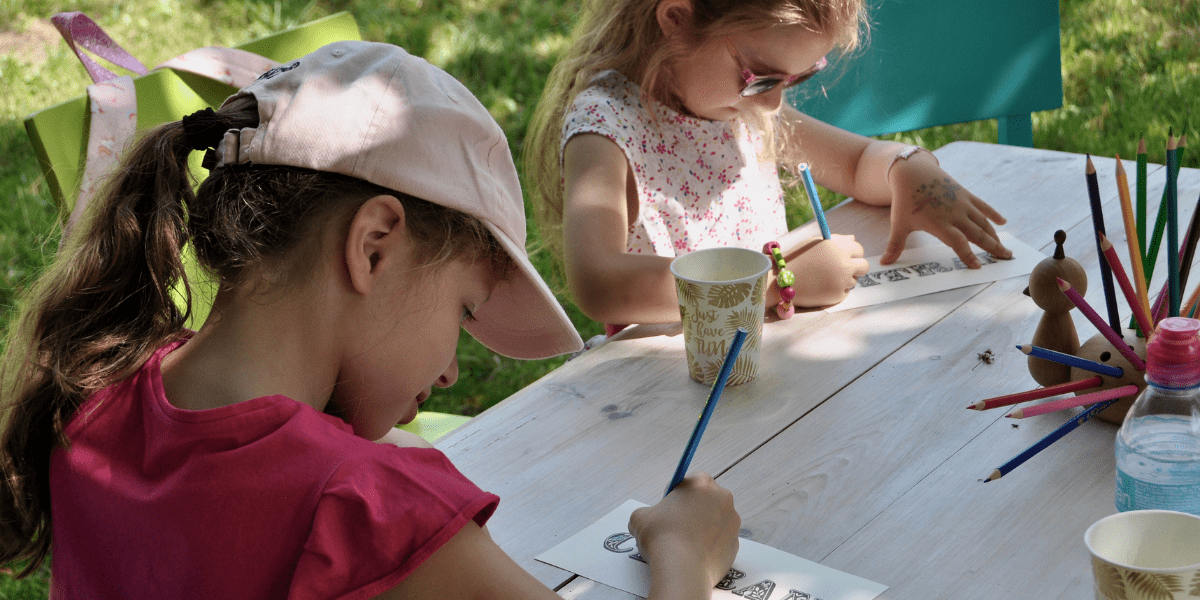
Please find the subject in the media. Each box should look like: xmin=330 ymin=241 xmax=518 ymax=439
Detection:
xmin=561 ymin=133 xmax=682 ymax=325
xmin=779 ymin=107 xmax=1011 ymax=268
xmin=373 ymin=473 xmax=740 ymax=600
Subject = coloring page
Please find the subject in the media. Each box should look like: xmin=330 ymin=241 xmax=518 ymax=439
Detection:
xmin=537 ymin=500 xmax=887 ymax=600
xmin=828 ymin=232 xmax=1043 ymax=312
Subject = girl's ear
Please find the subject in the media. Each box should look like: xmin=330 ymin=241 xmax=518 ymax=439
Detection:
xmin=344 ymin=195 xmax=408 ymax=296
xmin=656 ymin=0 xmax=693 ymax=38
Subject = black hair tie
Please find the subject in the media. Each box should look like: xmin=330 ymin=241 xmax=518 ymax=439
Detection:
xmin=181 ymin=107 xmax=227 ymax=152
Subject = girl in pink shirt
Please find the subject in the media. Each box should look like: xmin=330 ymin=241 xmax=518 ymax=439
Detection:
xmin=0 ymin=41 xmax=740 ymax=600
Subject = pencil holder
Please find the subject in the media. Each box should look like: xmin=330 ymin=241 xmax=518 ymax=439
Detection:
xmin=1070 ymin=330 xmax=1149 ymax=424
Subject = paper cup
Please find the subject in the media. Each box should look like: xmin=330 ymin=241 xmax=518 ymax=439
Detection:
xmin=1085 ymin=510 xmax=1200 ymax=600
xmin=670 ymin=247 xmax=770 ymax=386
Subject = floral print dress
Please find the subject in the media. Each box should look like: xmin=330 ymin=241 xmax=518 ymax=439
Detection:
xmin=561 ymin=70 xmax=788 ymax=258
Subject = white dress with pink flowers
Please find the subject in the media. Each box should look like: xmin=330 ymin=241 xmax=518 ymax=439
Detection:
xmin=561 ymin=70 xmax=788 ymax=257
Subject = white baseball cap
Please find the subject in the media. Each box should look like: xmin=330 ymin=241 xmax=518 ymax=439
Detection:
xmin=212 ymin=40 xmax=583 ymax=359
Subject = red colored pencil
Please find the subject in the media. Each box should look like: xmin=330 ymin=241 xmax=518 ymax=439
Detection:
xmin=1006 ymin=384 xmax=1138 ymax=419
xmin=1057 ymin=277 xmax=1146 ymax=371
xmin=1099 ymin=233 xmax=1154 ymax=336
xmin=967 ymin=376 xmax=1103 ymax=411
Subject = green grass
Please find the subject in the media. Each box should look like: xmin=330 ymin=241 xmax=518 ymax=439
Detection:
xmin=0 ymin=0 xmax=1198 ymax=590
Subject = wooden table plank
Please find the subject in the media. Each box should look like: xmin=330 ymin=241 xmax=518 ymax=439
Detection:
xmin=436 ymin=141 xmax=1198 ymax=595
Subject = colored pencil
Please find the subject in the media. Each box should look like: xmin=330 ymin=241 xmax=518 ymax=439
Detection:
xmin=983 ymin=397 xmax=1121 ymax=482
xmin=1167 ymin=133 xmax=1181 ymax=317
xmin=665 ymin=327 xmax=747 ymax=496
xmin=1145 ymin=134 xmax=1183 ymax=286
xmin=799 ymin=163 xmax=831 ymax=239
xmin=1085 ymin=155 xmax=1123 ymax=335
xmin=1056 ymin=277 xmax=1146 ymax=371
xmin=1099 ymin=233 xmax=1154 ymax=337
xmin=1017 ymin=343 xmax=1124 ymax=378
xmin=1114 ymin=158 xmax=1154 ymax=337
xmin=1006 ymin=384 xmax=1138 ymax=419
xmin=1184 ymin=279 xmax=1200 ymax=320
xmin=1137 ymin=138 xmax=1148 ymax=267
xmin=967 ymin=376 xmax=1103 ymax=411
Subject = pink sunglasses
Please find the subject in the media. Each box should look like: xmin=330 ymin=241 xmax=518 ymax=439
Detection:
xmin=726 ymin=38 xmax=828 ymax=97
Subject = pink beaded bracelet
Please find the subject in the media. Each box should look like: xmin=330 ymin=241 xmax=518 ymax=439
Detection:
xmin=763 ymin=241 xmax=795 ymax=319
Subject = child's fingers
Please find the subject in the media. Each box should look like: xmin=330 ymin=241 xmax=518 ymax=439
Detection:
xmin=880 ymin=226 xmax=911 ymax=265
xmin=935 ymin=227 xmax=980 ymax=268
xmin=971 ymin=195 xmax=1008 ymax=225
xmin=967 ymin=211 xmax=1012 ymax=259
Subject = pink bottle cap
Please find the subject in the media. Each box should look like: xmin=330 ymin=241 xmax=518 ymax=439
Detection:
xmin=1146 ymin=317 xmax=1200 ymax=387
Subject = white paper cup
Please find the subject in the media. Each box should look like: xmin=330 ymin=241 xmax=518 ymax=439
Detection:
xmin=1085 ymin=510 xmax=1200 ymax=600
xmin=670 ymin=247 xmax=770 ymax=386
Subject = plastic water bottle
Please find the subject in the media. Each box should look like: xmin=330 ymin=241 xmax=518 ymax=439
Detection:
xmin=1115 ymin=316 xmax=1200 ymax=515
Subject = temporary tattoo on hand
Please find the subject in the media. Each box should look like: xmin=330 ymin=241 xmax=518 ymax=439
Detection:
xmin=910 ymin=178 xmax=962 ymax=215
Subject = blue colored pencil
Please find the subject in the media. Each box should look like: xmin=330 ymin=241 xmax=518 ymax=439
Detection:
xmin=1085 ymin=155 xmax=1123 ymax=336
xmin=665 ymin=327 xmax=748 ymax=496
xmin=983 ymin=398 xmax=1120 ymax=482
xmin=798 ymin=163 xmax=831 ymax=239
xmin=1016 ymin=344 xmax=1124 ymax=378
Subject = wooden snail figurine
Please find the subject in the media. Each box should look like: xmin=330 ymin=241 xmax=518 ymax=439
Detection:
xmin=1024 ymin=230 xmax=1149 ymax=424
xmin=1025 ymin=230 xmax=1089 ymax=387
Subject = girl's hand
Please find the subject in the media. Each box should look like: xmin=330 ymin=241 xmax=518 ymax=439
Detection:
xmin=771 ymin=234 xmax=869 ymax=308
xmin=629 ymin=473 xmax=740 ymax=597
xmin=882 ymin=158 xmax=1011 ymax=268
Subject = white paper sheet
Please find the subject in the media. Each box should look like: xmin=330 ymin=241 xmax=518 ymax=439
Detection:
xmin=537 ymin=500 xmax=888 ymax=600
xmin=827 ymin=231 xmax=1044 ymax=312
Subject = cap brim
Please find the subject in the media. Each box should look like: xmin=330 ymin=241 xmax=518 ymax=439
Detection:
xmin=462 ymin=225 xmax=583 ymax=360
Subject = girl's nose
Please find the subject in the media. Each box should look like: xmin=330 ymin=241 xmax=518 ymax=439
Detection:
xmin=435 ymin=356 xmax=460 ymax=388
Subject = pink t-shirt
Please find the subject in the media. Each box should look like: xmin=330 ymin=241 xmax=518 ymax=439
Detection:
xmin=561 ymin=70 xmax=788 ymax=256
xmin=49 ymin=340 xmax=498 ymax=600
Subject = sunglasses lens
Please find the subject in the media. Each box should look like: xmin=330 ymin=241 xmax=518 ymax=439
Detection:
xmin=741 ymin=77 xmax=783 ymax=97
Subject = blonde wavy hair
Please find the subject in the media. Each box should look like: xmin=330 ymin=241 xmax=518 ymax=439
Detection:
xmin=524 ymin=0 xmax=866 ymax=282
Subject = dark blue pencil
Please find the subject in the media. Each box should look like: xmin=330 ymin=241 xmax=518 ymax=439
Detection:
xmin=1017 ymin=344 xmax=1124 ymax=378
xmin=1085 ymin=155 xmax=1123 ymax=336
xmin=665 ymin=327 xmax=748 ymax=496
xmin=799 ymin=163 xmax=831 ymax=239
xmin=983 ymin=397 xmax=1120 ymax=482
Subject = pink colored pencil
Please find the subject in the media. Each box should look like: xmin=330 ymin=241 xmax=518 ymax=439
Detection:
xmin=1006 ymin=384 xmax=1138 ymax=419
xmin=1099 ymin=233 xmax=1154 ymax=336
xmin=1057 ymin=277 xmax=1146 ymax=371
xmin=967 ymin=376 xmax=1103 ymax=410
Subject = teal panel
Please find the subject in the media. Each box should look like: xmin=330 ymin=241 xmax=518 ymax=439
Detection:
xmin=790 ymin=0 xmax=1063 ymax=145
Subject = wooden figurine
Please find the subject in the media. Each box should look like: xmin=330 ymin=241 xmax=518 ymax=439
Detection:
xmin=1070 ymin=329 xmax=1148 ymax=423
xmin=1025 ymin=230 xmax=1089 ymax=386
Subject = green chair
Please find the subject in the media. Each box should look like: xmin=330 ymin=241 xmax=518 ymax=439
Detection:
xmin=790 ymin=0 xmax=1063 ymax=147
xmin=24 ymin=12 xmax=470 ymax=442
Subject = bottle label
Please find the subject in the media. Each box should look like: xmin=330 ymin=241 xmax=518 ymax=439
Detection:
xmin=1115 ymin=470 xmax=1200 ymax=515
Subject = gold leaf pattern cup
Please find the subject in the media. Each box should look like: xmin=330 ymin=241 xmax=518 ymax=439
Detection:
xmin=1085 ymin=510 xmax=1200 ymax=600
xmin=670 ymin=247 xmax=770 ymax=386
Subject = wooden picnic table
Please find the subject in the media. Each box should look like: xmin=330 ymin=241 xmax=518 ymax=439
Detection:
xmin=437 ymin=141 xmax=1200 ymax=600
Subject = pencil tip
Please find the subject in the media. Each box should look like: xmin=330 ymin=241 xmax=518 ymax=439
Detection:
xmin=1006 ymin=410 xmax=1023 ymax=419
xmin=1056 ymin=277 xmax=1070 ymax=290
xmin=1138 ymin=138 xmax=1147 ymax=153
xmin=984 ymin=470 xmax=1001 ymax=483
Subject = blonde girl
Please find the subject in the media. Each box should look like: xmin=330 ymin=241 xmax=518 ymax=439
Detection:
xmin=526 ymin=0 xmax=1012 ymax=331
xmin=0 ymin=41 xmax=739 ymax=599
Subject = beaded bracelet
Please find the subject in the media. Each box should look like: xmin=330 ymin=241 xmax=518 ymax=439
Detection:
xmin=886 ymin=144 xmax=939 ymax=186
xmin=763 ymin=241 xmax=795 ymax=319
